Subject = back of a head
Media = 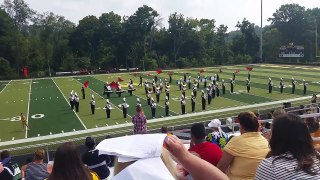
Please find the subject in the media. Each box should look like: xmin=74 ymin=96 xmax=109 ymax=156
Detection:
xmin=269 ymin=114 xmax=315 ymax=158
xmin=34 ymin=149 xmax=45 ymax=161
xmin=238 ymin=112 xmax=259 ymax=132
xmin=161 ymin=127 xmax=168 ymax=134
xmin=0 ymin=150 xmax=10 ymax=160
xmin=191 ymin=123 xmax=206 ymax=140
xmin=49 ymin=142 xmax=91 ymax=180
xmin=272 ymin=108 xmax=286 ymax=118
xmin=85 ymin=136 xmax=96 ymax=149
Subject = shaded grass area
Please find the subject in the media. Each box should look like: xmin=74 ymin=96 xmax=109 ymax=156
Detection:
xmin=0 ymin=81 xmax=10 ymax=92
xmin=28 ymin=79 xmax=84 ymax=137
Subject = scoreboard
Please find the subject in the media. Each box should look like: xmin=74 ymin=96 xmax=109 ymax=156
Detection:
xmin=279 ymin=43 xmax=304 ymax=58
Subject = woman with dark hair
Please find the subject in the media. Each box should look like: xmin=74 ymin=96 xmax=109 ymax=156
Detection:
xmin=48 ymin=142 xmax=99 ymax=180
xmin=217 ymin=112 xmax=269 ymax=180
xmin=256 ymin=114 xmax=320 ymax=179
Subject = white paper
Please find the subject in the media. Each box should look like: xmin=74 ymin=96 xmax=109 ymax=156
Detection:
xmin=96 ymin=134 xmax=167 ymax=160
xmin=112 ymin=157 xmax=175 ymax=180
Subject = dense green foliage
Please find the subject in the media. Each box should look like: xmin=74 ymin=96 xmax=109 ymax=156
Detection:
xmin=0 ymin=0 xmax=319 ymax=78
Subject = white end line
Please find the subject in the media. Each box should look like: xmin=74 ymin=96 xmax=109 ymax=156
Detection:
xmin=0 ymin=80 xmax=11 ymax=94
xmin=51 ymin=78 xmax=87 ymax=129
xmin=25 ymin=80 xmax=32 ymax=138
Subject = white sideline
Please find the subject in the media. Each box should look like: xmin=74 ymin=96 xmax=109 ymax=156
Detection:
xmin=0 ymin=80 xmax=11 ymax=94
xmin=51 ymin=78 xmax=87 ymax=129
xmin=25 ymin=80 xmax=32 ymax=138
xmin=0 ymin=94 xmax=313 ymax=147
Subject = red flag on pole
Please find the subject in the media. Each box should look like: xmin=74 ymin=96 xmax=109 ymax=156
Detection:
xmin=156 ymin=69 xmax=162 ymax=75
xmin=200 ymin=69 xmax=205 ymax=73
xmin=109 ymin=81 xmax=119 ymax=90
xmin=83 ymin=81 xmax=89 ymax=88
xmin=117 ymin=76 xmax=124 ymax=82
xmin=23 ymin=67 xmax=28 ymax=78
xmin=133 ymin=72 xmax=138 ymax=77
xmin=246 ymin=67 xmax=253 ymax=71
xmin=235 ymin=70 xmax=240 ymax=74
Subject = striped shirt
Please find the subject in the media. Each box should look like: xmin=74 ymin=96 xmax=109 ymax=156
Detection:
xmin=255 ymin=153 xmax=320 ymax=180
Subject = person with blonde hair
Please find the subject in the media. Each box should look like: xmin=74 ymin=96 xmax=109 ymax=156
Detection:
xmin=25 ymin=149 xmax=50 ymax=180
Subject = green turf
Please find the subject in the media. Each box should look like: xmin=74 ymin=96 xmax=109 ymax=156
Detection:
xmin=0 ymin=81 xmax=10 ymax=92
xmin=0 ymin=80 xmax=30 ymax=141
xmin=27 ymin=79 xmax=84 ymax=137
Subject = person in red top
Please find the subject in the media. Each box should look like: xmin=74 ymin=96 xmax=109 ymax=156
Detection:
xmin=189 ymin=123 xmax=223 ymax=166
xmin=132 ymin=106 xmax=147 ymax=134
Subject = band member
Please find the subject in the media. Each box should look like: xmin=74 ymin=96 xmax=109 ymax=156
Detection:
xmin=159 ymin=80 xmax=164 ymax=92
xmin=230 ymin=79 xmax=235 ymax=93
xmin=222 ymin=80 xmax=226 ymax=95
xmin=105 ymin=99 xmax=111 ymax=119
xmin=165 ymin=82 xmax=170 ymax=99
xmin=169 ymin=74 xmax=172 ymax=84
xmin=232 ymin=72 xmax=236 ymax=80
xmin=178 ymin=78 xmax=182 ymax=91
xmin=20 ymin=113 xmax=28 ymax=130
xmin=144 ymin=80 xmax=149 ymax=94
xmin=165 ymin=96 xmax=170 ymax=117
xmin=207 ymin=85 xmax=212 ymax=105
xmin=129 ymin=79 xmax=133 ymax=84
xmin=81 ymin=87 xmax=85 ymax=99
xmin=291 ymin=77 xmax=296 ymax=94
xmin=117 ymin=82 xmax=123 ymax=97
xmin=216 ymin=82 xmax=220 ymax=97
xmin=74 ymin=93 xmax=80 ymax=112
xmin=151 ymin=98 xmax=157 ymax=118
xmin=181 ymin=95 xmax=186 ymax=115
xmin=268 ymin=78 xmax=273 ymax=93
xmin=211 ymin=83 xmax=216 ymax=99
xmin=128 ymin=81 xmax=134 ymax=96
xmin=182 ymin=81 xmax=187 ymax=98
xmin=69 ymin=91 xmax=75 ymax=110
xmin=138 ymin=75 xmax=143 ymax=87
xmin=188 ymin=76 xmax=191 ymax=89
xmin=146 ymin=90 xmax=151 ymax=105
xmin=303 ymin=79 xmax=307 ymax=95
xmin=280 ymin=78 xmax=284 ymax=94
xmin=105 ymin=83 xmax=112 ymax=99
xmin=201 ymin=90 xmax=206 ymax=111
xmin=156 ymin=85 xmax=161 ymax=103
xmin=248 ymin=72 xmax=251 ymax=81
xmin=155 ymin=75 xmax=158 ymax=83
xmin=136 ymin=98 xmax=141 ymax=107
xmin=121 ymin=98 xmax=128 ymax=118
xmin=217 ymin=73 xmax=220 ymax=82
xmin=197 ymin=74 xmax=200 ymax=89
xmin=191 ymin=92 xmax=196 ymax=112
xmin=152 ymin=79 xmax=156 ymax=93
xmin=246 ymin=79 xmax=251 ymax=93
xmin=212 ymin=74 xmax=217 ymax=85
xmin=193 ymin=80 xmax=198 ymax=97
xmin=184 ymin=73 xmax=187 ymax=82
xmin=90 ymin=95 xmax=95 ymax=115
xmin=204 ymin=76 xmax=207 ymax=88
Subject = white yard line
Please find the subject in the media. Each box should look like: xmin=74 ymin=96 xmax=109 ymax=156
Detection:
xmin=0 ymin=80 xmax=11 ymax=94
xmin=51 ymin=78 xmax=87 ymax=129
xmin=25 ymin=80 xmax=32 ymax=138
xmin=72 ymin=78 xmax=132 ymax=118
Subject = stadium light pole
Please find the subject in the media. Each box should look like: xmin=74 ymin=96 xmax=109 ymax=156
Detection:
xmin=260 ymin=0 xmax=263 ymax=63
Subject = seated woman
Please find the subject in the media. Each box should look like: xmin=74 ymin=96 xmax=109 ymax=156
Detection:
xmin=255 ymin=114 xmax=320 ymax=179
xmin=217 ymin=112 xmax=269 ymax=180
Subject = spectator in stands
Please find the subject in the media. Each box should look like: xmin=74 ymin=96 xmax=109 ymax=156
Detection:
xmin=262 ymin=108 xmax=286 ymax=141
xmin=21 ymin=157 xmax=32 ymax=179
xmin=299 ymin=105 xmax=306 ymax=115
xmin=189 ymin=123 xmax=223 ymax=166
xmin=0 ymin=150 xmax=21 ymax=180
xmin=48 ymin=142 xmax=99 ymax=180
xmin=217 ymin=112 xmax=269 ymax=180
xmin=161 ymin=126 xmax=168 ymax=133
xmin=132 ymin=106 xmax=147 ymax=134
xmin=82 ymin=137 xmax=111 ymax=180
xmin=255 ymin=114 xmax=320 ymax=179
xmin=165 ymin=135 xmax=229 ymax=180
xmin=206 ymin=119 xmax=228 ymax=149
xmin=25 ymin=148 xmax=50 ymax=180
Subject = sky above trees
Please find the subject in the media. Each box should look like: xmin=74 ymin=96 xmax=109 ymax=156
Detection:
xmin=24 ymin=0 xmax=320 ymax=31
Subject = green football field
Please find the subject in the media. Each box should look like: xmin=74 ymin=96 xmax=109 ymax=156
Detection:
xmin=0 ymin=64 xmax=319 ymax=144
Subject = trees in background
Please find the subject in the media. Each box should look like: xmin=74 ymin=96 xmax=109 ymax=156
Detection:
xmin=0 ymin=0 xmax=319 ymax=79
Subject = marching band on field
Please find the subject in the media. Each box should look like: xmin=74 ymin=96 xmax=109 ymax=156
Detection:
xmin=69 ymin=71 xmax=310 ymax=120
